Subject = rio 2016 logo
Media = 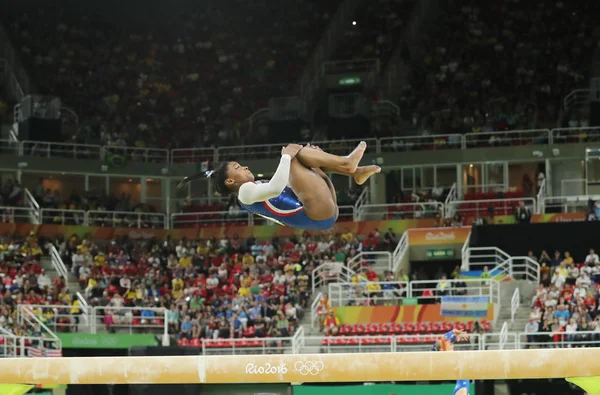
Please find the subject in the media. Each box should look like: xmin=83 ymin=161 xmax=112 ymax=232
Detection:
xmin=245 ymin=363 xmax=288 ymax=375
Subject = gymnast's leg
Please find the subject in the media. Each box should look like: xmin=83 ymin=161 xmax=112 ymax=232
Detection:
xmin=288 ymin=158 xmax=337 ymax=221
xmin=296 ymin=144 xmax=381 ymax=185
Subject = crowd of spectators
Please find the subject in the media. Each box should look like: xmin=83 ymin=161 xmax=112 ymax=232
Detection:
xmin=0 ymin=232 xmax=71 ymax=336
xmin=333 ymin=0 xmax=414 ymax=65
xmin=44 ymin=228 xmax=389 ymax=347
xmin=3 ymin=0 xmax=340 ymax=149
xmin=525 ymin=248 xmax=600 ymax=347
xmin=402 ymin=0 xmax=597 ymax=136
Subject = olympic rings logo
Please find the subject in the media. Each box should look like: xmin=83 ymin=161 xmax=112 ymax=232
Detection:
xmin=294 ymin=361 xmax=325 ymax=376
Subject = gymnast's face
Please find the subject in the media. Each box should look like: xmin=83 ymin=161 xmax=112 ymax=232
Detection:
xmin=225 ymin=161 xmax=255 ymax=189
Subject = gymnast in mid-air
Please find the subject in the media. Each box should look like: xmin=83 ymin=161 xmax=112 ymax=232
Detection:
xmin=433 ymin=328 xmax=471 ymax=395
xmin=179 ymin=142 xmax=380 ymax=230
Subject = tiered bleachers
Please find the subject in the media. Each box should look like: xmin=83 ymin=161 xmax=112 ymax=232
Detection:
xmin=3 ymin=0 xmax=341 ymax=148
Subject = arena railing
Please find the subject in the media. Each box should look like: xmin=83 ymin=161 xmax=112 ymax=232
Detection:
xmin=0 ymin=206 xmax=37 ymax=224
xmin=460 ymin=230 xmax=471 ymax=270
xmin=201 ymin=336 xmax=295 ymax=356
xmin=464 ymin=129 xmax=551 ymax=148
xmin=311 ymin=261 xmax=356 ymax=293
xmin=327 ymin=278 xmax=498 ymax=307
xmin=337 ymin=205 xmax=356 ymax=221
xmin=21 ymin=140 xmax=102 ymax=160
xmin=346 ymin=251 xmax=392 ymax=272
xmin=41 ymin=208 xmax=86 ymax=225
xmin=0 ymin=139 xmax=20 ymax=156
xmin=301 ymin=334 xmax=483 ymax=354
xmin=499 ymin=322 xmax=509 ymax=350
xmin=170 ymin=147 xmax=217 ymax=164
xmin=517 ymin=331 xmax=600 ymax=349
xmin=24 ymin=188 xmax=41 ymax=224
xmin=18 ymin=304 xmax=92 ymax=334
xmin=551 ymin=126 xmax=600 ymax=143
xmin=446 ymin=197 xmax=536 ymax=218
xmin=503 ymin=256 xmax=540 ymax=283
xmin=391 ymin=231 xmax=408 ymax=273
xmin=328 ymin=280 xmax=409 ymax=307
xmin=9 ymin=127 xmax=600 ymax=165
xmin=91 ymin=306 xmax=168 ymax=339
xmin=17 ymin=305 xmax=61 ymax=346
xmin=50 ymin=245 xmax=70 ymax=283
xmin=170 ymin=211 xmax=254 ymax=228
xmin=443 ymin=182 xmax=458 ymax=218
xmin=0 ymin=332 xmax=61 ymax=358
xmin=356 ymin=202 xmax=443 ymax=221
xmin=379 ymin=134 xmax=463 ymax=151
xmin=310 ymin=292 xmax=323 ymax=329
xmin=103 ymin=146 xmax=169 ymax=164
xmin=407 ymin=278 xmax=500 ymax=305
xmin=85 ymin=210 xmax=167 ymax=229
xmin=462 ymin=246 xmax=511 ymax=273
xmin=540 ymin=194 xmax=599 ymax=214
xmin=215 ymin=138 xmax=377 ymax=162
xmin=510 ymin=287 xmax=520 ymax=325
xmin=482 ymin=329 xmax=518 ymax=350
xmin=352 ymin=187 xmax=369 ymax=221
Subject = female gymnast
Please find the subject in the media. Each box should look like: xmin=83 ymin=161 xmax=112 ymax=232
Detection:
xmin=432 ymin=329 xmax=471 ymax=395
xmin=179 ymin=142 xmax=380 ymax=230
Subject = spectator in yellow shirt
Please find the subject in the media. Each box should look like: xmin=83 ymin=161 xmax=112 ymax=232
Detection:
xmin=179 ymin=253 xmax=192 ymax=268
xmin=238 ymin=286 xmax=251 ymax=297
xmin=94 ymin=252 xmax=106 ymax=267
xmin=242 ymin=253 xmax=254 ymax=267
xmin=341 ymin=229 xmax=353 ymax=244
xmin=562 ymin=251 xmax=573 ymax=265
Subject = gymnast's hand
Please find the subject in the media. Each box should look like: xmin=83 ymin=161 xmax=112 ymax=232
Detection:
xmin=282 ymin=144 xmax=303 ymax=158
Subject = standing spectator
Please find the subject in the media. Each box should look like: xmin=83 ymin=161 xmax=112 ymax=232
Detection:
xmin=515 ymin=201 xmax=531 ymax=224
xmin=383 ymin=228 xmax=396 ymax=252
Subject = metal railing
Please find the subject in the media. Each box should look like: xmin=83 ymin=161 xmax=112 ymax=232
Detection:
xmin=380 ymin=134 xmax=462 ymax=151
xmin=0 ymin=206 xmax=36 ymax=224
xmin=463 ymin=246 xmax=511 ymax=273
xmin=337 ymin=205 xmax=355 ymax=221
xmin=409 ymin=278 xmax=500 ymax=305
xmin=392 ymin=231 xmax=408 ymax=273
xmin=41 ymin=208 xmax=86 ymax=225
xmin=170 ymin=147 xmax=217 ymax=164
xmin=506 ymin=256 xmax=541 ymax=283
xmin=464 ymin=129 xmax=550 ymax=147
xmin=50 ymin=245 xmax=70 ymax=283
xmin=482 ymin=330 xmax=519 ymax=350
xmin=24 ymin=188 xmax=40 ymax=224
xmin=541 ymin=195 xmax=598 ymax=214
xmin=22 ymin=140 xmax=102 ymax=160
xmin=460 ymin=231 xmax=471 ymax=271
xmin=104 ymin=146 xmax=169 ymax=164
xmin=312 ymin=261 xmax=356 ymax=293
xmin=518 ymin=331 xmax=600 ymax=349
xmin=536 ymin=178 xmax=547 ymax=214
xmin=5 ymin=127 xmax=600 ymax=165
xmin=0 ymin=334 xmax=61 ymax=358
xmin=448 ymin=197 xmax=536 ymax=218
xmin=310 ymin=292 xmax=323 ymax=329
xmin=18 ymin=304 xmax=91 ymax=333
xmin=552 ymin=126 xmax=600 ymax=143
xmin=171 ymin=211 xmax=254 ymax=228
xmin=510 ymin=288 xmax=520 ymax=325
xmin=201 ymin=336 xmax=294 ymax=355
xmin=216 ymin=138 xmax=377 ymax=162
xmin=353 ymin=187 xmax=369 ymax=221
xmin=346 ymin=251 xmax=392 ymax=272
xmin=444 ymin=182 xmax=458 ymax=218
xmin=92 ymin=306 xmax=168 ymax=337
xmin=356 ymin=202 xmax=443 ymax=221
xmin=85 ymin=210 xmax=167 ymax=229
xmin=328 ymin=281 xmax=409 ymax=306
xmin=499 ymin=322 xmax=509 ymax=350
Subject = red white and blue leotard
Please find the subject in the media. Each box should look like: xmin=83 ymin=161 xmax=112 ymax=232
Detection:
xmin=237 ymin=154 xmax=336 ymax=231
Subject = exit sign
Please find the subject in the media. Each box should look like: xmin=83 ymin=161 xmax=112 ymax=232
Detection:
xmin=426 ymin=248 xmax=455 ymax=259
xmin=338 ymin=77 xmax=361 ymax=86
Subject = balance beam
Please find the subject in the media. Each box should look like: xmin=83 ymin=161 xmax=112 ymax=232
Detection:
xmin=1 ymin=349 xmax=598 ymax=385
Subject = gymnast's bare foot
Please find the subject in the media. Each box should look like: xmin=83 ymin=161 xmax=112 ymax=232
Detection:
xmin=345 ymin=141 xmax=367 ymax=174
xmin=353 ymin=165 xmax=381 ymax=185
